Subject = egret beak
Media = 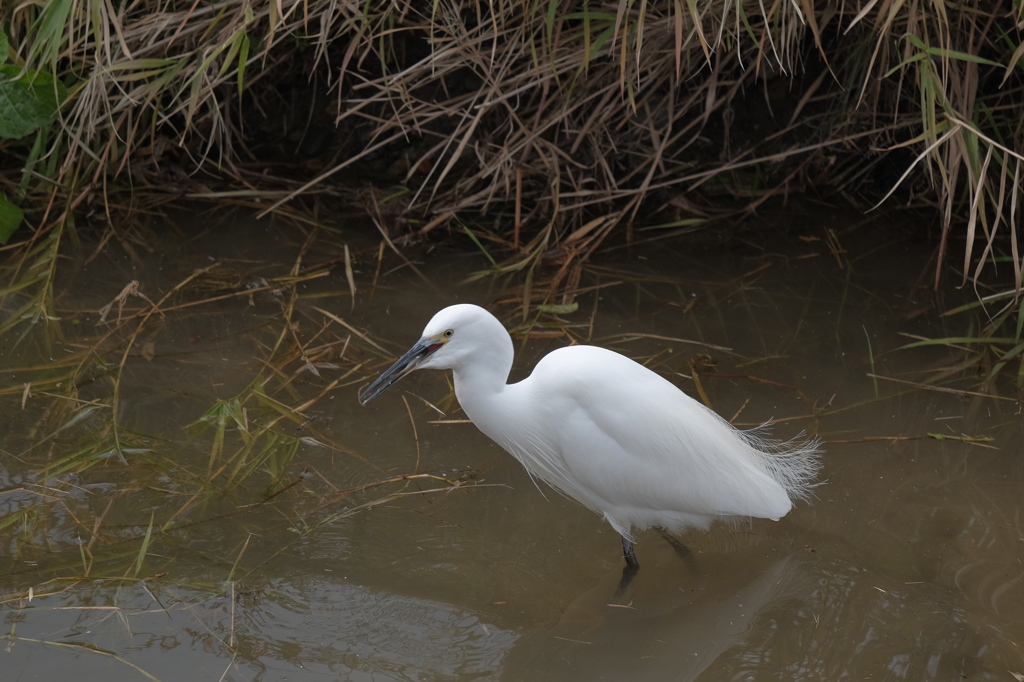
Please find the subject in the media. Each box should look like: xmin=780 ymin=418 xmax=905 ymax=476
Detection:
xmin=359 ymin=337 xmax=444 ymax=405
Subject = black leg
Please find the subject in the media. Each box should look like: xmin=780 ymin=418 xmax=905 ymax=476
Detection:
xmin=622 ymin=535 xmax=639 ymax=569
xmin=615 ymin=535 xmax=640 ymax=598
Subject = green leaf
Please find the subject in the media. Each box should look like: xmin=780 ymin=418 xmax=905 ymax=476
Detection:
xmin=537 ymin=303 xmax=579 ymax=314
xmin=0 ymin=30 xmax=9 ymax=62
xmin=904 ymin=33 xmax=1002 ymax=67
xmin=462 ymin=224 xmax=496 ymax=266
xmin=898 ymin=336 xmax=1018 ymax=350
xmin=0 ymin=192 xmax=24 ymax=244
xmin=237 ymin=32 xmax=250 ymax=96
xmin=26 ymin=0 xmax=74 ymax=69
xmin=0 ymin=65 xmax=68 ymax=139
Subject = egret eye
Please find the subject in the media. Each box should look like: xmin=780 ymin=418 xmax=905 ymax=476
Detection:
xmin=443 ymin=329 xmax=453 ymax=338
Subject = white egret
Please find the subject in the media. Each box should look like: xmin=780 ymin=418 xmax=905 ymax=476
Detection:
xmin=359 ymin=304 xmax=821 ymax=580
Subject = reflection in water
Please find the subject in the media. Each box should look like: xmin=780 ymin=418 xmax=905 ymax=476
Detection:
xmin=503 ymin=553 xmax=805 ymax=681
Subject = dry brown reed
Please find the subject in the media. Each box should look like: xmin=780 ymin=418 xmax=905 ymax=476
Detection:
xmin=1 ymin=0 xmax=1023 ymax=390
xmin=1 ymin=0 xmax=1021 ymax=292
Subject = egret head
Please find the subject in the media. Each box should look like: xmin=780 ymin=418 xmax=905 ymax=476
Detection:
xmin=358 ymin=304 xmax=509 ymax=405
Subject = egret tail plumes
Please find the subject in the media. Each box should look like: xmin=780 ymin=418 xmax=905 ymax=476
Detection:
xmin=360 ymin=304 xmax=823 ymax=573
xmin=737 ymin=424 xmax=823 ymax=505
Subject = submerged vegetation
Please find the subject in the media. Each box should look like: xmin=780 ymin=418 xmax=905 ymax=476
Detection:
xmin=0 ymin=238 xmax=474 ymax=605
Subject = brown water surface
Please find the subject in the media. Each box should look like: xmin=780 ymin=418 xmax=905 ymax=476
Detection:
xmin=1 ymin=207 xmax=1022 ymax=681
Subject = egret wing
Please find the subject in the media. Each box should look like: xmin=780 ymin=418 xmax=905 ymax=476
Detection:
xmin=525 ymin=346 xmax=792 ymax=530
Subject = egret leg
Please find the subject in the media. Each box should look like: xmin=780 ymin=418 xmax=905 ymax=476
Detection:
xmin=622 ymin=536 xmax=640 ymax=569
xmin=615 ymin=536 xmax=641 ymax=598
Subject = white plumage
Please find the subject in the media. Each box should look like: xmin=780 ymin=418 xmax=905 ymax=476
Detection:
xmin=360 ymin=304 xmax=821 ymax=572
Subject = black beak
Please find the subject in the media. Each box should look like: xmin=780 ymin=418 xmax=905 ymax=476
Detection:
xmin=359 ymin=338 xmax=443 ymax=405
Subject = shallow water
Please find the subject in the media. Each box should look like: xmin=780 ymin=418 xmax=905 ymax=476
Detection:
xmin=1 ymin=206 xmax=1022 ymax=681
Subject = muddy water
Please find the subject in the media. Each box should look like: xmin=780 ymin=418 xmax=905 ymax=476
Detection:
xmin=1 ymin=208 xmax=1022 ymax=681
